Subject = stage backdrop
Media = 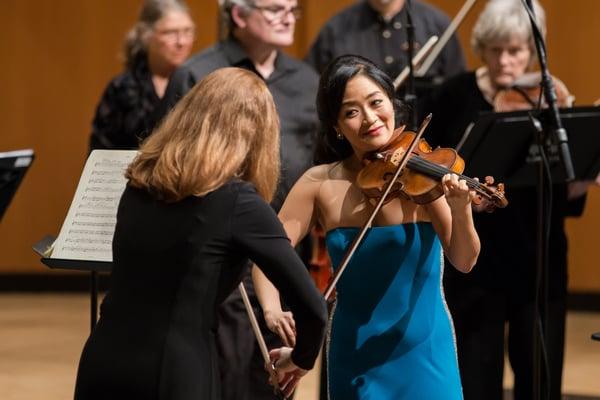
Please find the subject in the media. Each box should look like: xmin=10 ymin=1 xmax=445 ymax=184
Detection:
xmin=0 ymin=0 xmax=598 ymax=292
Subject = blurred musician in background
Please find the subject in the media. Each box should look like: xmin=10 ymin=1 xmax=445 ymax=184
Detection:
xmin=89 ymin=0 xmax=194 ymax=151
xmin=424 ymin=1 xmax=597 ymax=399
xmin=306 ymin=0 xmax=466 ymax=90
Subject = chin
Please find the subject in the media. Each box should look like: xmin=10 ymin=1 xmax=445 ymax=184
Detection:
xmin=362 ymin=134 xmax=389 ymax=149
xmin=166 ymin=58 xmax=185 ymax=69
xmin=172 ymin=55 xmax=187 ymax=64
xmin=270 ymin=33 xmax=294 ymax=47
xmin=496 ymin=74 xmax=517 ymax=86
xmin=494 ymin=77 xmax=514 ymax=88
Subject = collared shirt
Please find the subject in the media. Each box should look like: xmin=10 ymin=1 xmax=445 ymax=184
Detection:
xmin=305 ymin=0 xmax=466 ymax=81
xmin=156 ymin=38 xmax=319 ymax=211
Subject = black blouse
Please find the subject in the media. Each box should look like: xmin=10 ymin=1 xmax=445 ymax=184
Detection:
xmin=89 ymin=55 xmax=159 ymax=151
xmin=74 ymin=180 xmax=327 ymax=400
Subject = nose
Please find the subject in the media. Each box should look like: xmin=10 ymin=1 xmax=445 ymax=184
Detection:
xmin=280 ymin=10 xmax=295 ymax=26
xmin=176 ymin=33 xmax=190 ymax=46
xmin=174 ymin=34 xmax=184 ymax=47
xmin=175 ymin=28 xmax=195 ymax=47
xmin=363 ymin=109 xmax=378 ymax=126
xmin=498 ymin=50 xmax=511 ymax=66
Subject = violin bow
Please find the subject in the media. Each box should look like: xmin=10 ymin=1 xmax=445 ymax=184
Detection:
xmin=393 ymin=35 xmax=438 ymax=90
xmin=239 ymin=282 xmax=287 ymax=400
xmin=323 ymin=114 xmax=433 ymax=301
xmin=415 ymin=0 xmax=478 ymax=77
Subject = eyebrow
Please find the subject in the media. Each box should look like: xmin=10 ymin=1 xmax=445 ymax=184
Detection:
xmin=341 ymin=90 xmax=382 ymax=107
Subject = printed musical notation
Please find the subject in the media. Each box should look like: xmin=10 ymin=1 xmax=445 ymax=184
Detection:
xmin=51 ymin=150 xmax=138 ymax=262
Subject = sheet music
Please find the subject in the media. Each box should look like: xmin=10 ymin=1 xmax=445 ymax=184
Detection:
xmin=51 ymin=150 xmax=138 ymax=262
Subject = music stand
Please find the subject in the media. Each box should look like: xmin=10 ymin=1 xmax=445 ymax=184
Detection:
xmin=32 ymin=235 xmax=112 ymax=332
xmin=30 ymin=149 xmax=137 ymax=332
xmin=458 ymin=105 xmax=600 ymax=398
xmin=0 ymin=149 xmax=34 ymax=222
xmin=459 ymin=106 xmax=600 ymax=184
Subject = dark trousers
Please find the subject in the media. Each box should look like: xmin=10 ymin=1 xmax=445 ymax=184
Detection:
xmin=216 ymin=270 xmax=282 ymax=400
xmin=446 ymin=284 xmax=566 ymax=400
xmin=215 ymin=237 xmax=312 ymax=400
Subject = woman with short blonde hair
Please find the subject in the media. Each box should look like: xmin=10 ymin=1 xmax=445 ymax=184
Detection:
xmin=74 ymin=67 xmax=326 ymax=400
xmin=471 ymin=0 xmax=545 ymax=57
xmin=425 ymin=1 xmax=582 ymax=399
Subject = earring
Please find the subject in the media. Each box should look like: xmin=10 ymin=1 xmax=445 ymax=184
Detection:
xmin=335 ymin=130 xmax=344 ymax=140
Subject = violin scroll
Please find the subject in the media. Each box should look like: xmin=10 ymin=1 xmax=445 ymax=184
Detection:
xmin=471 ymin=176 xmax=507 ymax=212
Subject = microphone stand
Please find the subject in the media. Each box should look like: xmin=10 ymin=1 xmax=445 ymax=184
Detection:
xmin=521 ymin=1 xmax=575 ymax=399
xmin=403 ymin=0 xmax=418 ymax=131
xmin=524 ymin=0 xmax=575 ymax=181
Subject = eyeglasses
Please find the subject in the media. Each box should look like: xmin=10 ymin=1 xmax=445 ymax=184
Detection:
xmin=249 ymin=4 xmax=302 ymax=23
xmin=155 ymin=27 xmax=196 ymax=43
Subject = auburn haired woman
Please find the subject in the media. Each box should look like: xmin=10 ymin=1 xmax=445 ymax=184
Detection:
xmin=74 ymin=67 xmax=327 ymax=400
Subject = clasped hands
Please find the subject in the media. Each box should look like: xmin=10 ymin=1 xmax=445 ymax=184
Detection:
xmin=264 ymin=309 xmax=304 ymax=398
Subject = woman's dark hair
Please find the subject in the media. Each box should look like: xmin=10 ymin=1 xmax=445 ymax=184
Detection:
xmin=314 ymin=54 xmax=407 ymax=164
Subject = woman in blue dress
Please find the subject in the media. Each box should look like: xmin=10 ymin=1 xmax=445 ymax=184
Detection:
xmin=254 ymin=55 xmax=481 ymax=399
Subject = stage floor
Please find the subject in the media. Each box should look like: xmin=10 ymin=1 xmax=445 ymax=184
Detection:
xmin=0 ymin=293 xmax=599 ymax=400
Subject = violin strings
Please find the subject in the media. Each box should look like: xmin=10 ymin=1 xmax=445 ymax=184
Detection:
xmin=407 ymin=156 xmax=504 ymax=202
xmin=408 ymin=156 xmax=484 ymax=191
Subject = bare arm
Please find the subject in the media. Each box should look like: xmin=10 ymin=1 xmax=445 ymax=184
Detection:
xmin=253 ymin=167 xmax=324 ymax=342
xmin=425 ymin=174 xmax=480 ymax=273
xmin=252 ymin=266 xmax=296 ymax=346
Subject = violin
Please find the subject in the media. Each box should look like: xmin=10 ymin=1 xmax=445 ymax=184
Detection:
xmin=323 ymin=116 xmax=504 ymax=300
xmin=356 ymin=127 xmax=508 ymax=210
xmin=308 ymin=225 xmax=332 ymax=295
xmin=493 ymin=72 xmax=574 ymax=112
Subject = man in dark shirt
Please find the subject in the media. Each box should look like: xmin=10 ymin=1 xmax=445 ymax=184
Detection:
xmin=306 ymin=0 xmax=465 ymax=89
xmin=154 ymin=1 xmax=317 ymax=399
xmin=159 ymin=2 xmax=316 ymax=212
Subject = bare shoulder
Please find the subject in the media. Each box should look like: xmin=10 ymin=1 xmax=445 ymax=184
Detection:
xmin=301 ymin=162 xmax=341 ymax=183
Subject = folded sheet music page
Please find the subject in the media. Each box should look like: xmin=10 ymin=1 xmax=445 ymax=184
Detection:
xmin=51 ymin=150 xmax=138 ymax=262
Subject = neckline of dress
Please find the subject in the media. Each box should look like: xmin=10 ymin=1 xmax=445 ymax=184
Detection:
xmin=325 ymin=221 xmax=432 ymax=236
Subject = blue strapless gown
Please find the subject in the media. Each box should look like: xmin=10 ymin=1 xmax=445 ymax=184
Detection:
xmin=325 ymin=223 xmax=462 ymax=400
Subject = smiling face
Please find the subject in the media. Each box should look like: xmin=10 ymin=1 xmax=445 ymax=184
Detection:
xmin=481 ymin=34 xmax=532 ymax=88
xmin=336 ymin=74 xmax=396 ymax=158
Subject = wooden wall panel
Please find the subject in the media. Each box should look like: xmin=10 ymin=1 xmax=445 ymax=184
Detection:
xmin=0 ymin=0 xmax=598 ymax=291
xmin=0 ymin=1 xmax=218 ymax=274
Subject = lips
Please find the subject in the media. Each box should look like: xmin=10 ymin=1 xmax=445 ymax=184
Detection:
xmin=363 ymin=125 xmax=384 ymax=136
